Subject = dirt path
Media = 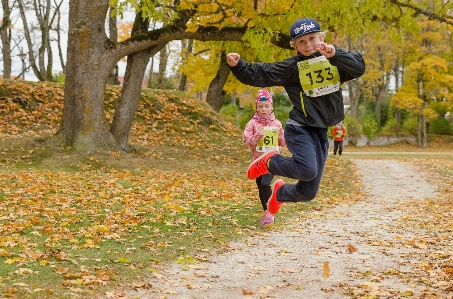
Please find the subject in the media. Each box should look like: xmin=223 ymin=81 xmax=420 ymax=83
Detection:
xmin=121 ymin=159 xmax=447 ymax=299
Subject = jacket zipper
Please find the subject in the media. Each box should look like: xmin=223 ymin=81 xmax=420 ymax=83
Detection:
xmin=300 ymin=91 xmax=308 ymax=117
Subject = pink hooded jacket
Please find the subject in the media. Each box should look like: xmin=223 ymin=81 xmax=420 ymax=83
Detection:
xmin=243 ymin=112 xmax=285 ymax=161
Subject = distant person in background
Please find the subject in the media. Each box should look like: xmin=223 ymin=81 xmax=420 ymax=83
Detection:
xmin=332 ymin=122 xmax=347 ymax=156
xmin=243 ymin=90 xmax=285 ymax=226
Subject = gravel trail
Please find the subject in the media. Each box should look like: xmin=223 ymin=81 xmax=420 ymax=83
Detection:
xmin=122 ymin=159 xmax=445 ymax=299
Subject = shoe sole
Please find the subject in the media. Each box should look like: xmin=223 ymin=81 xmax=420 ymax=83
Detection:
xmin=247 ymin=150 xmax=278 ymax=179
xmin=267 ymin=179 xmax=284 ymax=214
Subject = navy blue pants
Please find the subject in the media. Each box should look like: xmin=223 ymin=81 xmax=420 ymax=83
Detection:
xmin=268 ymin=124 xmax=329 ymax=202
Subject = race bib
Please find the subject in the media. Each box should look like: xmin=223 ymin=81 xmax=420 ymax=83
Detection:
xmin=335 ymin=129 xmax=344 ymax=137
xmin=256 ymin=127 xmax=279 ymax=152
xmin=297 ymin=56 xmax=340 ymax=97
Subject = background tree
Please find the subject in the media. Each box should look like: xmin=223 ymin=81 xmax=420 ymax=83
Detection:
xmin=0 ymin=0 xmax=13 ymax=79
xmin=178 ymin=39 xmax=193 ymax=91
xmin=53 ymin=0 xmax=66 ymax=73
xmin=360 ymin=28 xmax=400 ymax=128
xmin=391 ymin=19 xmax=453 ymax=146
xmin=157 ymin=44 xmax=169 ymax=89
xmin=205 ymin=49 xmax=230 ymax=112
xmin=106 ymin=6 xmax=119 ymax=85
xmin=392 ymin=55 xmax=453 ymax=146
xmin=17 ymin=0 xmax=64 ymax=81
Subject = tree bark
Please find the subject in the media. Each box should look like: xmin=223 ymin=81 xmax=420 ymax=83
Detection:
xmin=420 ymin=100 xmax=427 ymax=147
xmin=110 ymin=11 xmax=163 ymax=152
xmin=374 ymin=80 xmax=387 ymax=128
xmin=147 ymin=57 xmax=155 ymax=88
xmin=110 ymin=50 xmax=154 ymax=151
xmin=0 ymin=0 xmax=12 ymax=79
xmin=106 ymin=7 xmax=119 ymax=85
xmin=157 ymin=45 xmax=168 ymax=89
xmin=206 ymin=50 xmax=230 ymax=112
xmin=178 ymin=39 xmax=193 ymax=91
xmin=348 ymin=82 xmax=358 ymax=118
xmin=62 ymin=1 xmax=118 ymax=151
xmin=55 ymin=0 xmax=66 ymax=72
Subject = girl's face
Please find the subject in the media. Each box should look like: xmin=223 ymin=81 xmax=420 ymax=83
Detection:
xmin=256 ymin=101 xmax=273 ymax=117
xmin=294 ymin=32 xmax=324 ymax=56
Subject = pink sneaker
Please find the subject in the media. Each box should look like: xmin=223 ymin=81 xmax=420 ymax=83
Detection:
xmin=260 ymin=210 xmax=274 ymax=226
xmin=267 ymin=179 xmax=284 ymax=215
xmin=247 ymin=150 xmax=278 ymax=179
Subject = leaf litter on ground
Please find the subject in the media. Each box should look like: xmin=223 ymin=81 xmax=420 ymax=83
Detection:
xmin=1 ymin=80 xmax=452 ymax=298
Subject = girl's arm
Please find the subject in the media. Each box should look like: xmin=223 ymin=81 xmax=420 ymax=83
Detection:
xmin=243 ymin=122 xmax=263 ymax=148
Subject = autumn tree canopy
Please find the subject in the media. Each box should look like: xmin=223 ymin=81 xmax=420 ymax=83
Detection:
xmin=62 ymin=0 xmax=453 ymax=152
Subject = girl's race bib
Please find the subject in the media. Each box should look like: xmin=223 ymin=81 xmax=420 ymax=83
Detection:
xmin=256 ymin=127 xmax=279 ymax=152
xmin=297 ymin=56 xmax=340 ymax=97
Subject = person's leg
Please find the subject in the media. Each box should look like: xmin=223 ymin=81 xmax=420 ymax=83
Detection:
xmin=333 ymin=141 xmax=338 ymax=155
xmin=256 ymin=175 xmax=275 ymax=225
xmin=255 ymin=176 xmax=266 ymax=210
xmin=338 ymin=141 xmax=344 ymax=156
xmin=268 ymin=125 xmax=328 ymax=203
xmin=260 ymin=174 xmax=274 ymax=209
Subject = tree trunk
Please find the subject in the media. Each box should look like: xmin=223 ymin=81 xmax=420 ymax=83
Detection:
xmin=393 ymin=58 xmax=401 ymax=126
xmin=147 ymin=57 xmax=154 ymax=88
xmin=374 ymin=85 xmax=383 ymax=127
xmin=0 ymin=0 xmax=12 ymax=79
xmin=178 ymin=39 xmax=193 ymax=91
xmin=55 ymin=2 xmax=66 ymax=72
xmin=421 ymin=115 xmax=427 ymax=147
xmin=107 ymin=8 xmax=119 ymax=85
xmin=157 ymin=45 xmax=168 ymax=89
xmin=206 ymin=50 xmax=229 ymax=112
xmin=420 ymin=100 xmax=427 ymax=147
xmin=62 ymin=0 xmax=118 ymax=151
xmin=110 ymin=50 xmax=152 ymax=151
xmin=231 ymin=92 xmax=237 ymax=105
xmin=417 ymin=114 xmax=422 ymax=147
xmin=110 ymin=11 xmax=164 ymax=151
xmin=348 ymin=82 xmax=358 ymax=118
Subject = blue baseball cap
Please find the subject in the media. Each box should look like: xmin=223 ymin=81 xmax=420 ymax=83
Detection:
xmin=290 ymin=18 xmax=321 ymax=41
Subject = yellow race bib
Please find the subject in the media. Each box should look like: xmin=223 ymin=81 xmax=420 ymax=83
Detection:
xmin=297 ymin=56 xmax=340 ymax=97
xmin=256 ymin=127 xmax=279 ymax=152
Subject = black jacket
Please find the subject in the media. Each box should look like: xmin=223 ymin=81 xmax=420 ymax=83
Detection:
xmin=229 ymin=47 xmax=365 ymax=128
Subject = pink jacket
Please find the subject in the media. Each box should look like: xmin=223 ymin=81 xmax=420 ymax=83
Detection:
xmin=243 ymin=112 xmax=286 ymax=161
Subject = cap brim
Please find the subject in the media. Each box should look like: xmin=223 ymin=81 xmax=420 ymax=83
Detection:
xmin=291 ymin=30 xmax=322 ymax=41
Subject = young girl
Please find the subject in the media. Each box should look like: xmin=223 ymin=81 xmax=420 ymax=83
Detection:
xmin=243 ymin=90 xmax=285 ymax=226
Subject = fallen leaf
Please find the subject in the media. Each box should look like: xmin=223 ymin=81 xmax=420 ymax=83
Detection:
xmin=347 ymin=244 xmax=357 ymax=253
xmin=323 ymin=261 xmax=330 ymax=278
xmin=242 ymin=289 xmax=254 ymax=295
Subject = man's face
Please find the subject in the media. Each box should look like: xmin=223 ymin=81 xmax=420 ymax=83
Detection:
xmin=294 ymin=32 xmax=324 ymax=56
